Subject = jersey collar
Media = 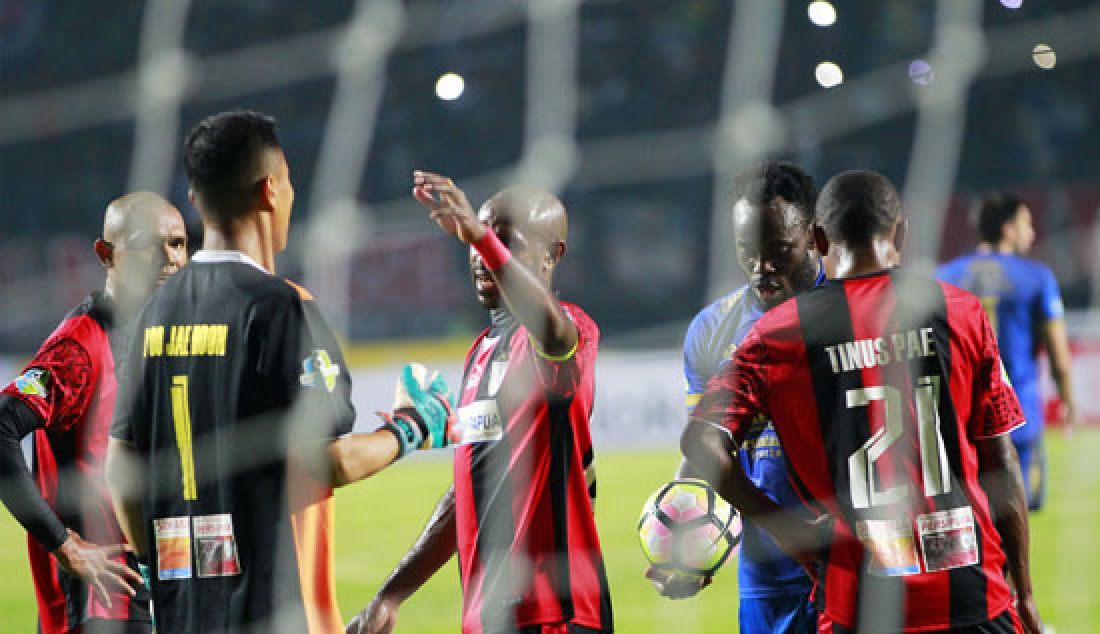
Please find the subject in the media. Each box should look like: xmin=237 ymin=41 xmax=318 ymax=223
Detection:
xmin=191 ymin=250 xmax=269 ymax=274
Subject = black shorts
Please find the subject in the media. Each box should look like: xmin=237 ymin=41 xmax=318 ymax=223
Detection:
xmin=515 ymin=625 xmax=606 ymax=634
xmin=829 ymin=607 xmax=1022 ymax=633
xmin=70 ymin=620 xmax=153 ymax=634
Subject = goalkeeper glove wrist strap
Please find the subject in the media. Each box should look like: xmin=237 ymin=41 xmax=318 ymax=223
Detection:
xmin=379 ymin=410 xmax=427 ymax=459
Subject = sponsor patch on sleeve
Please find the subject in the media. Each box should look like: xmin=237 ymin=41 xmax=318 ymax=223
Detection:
xmin=299 ymin=349 xmax=340 ymax=393
xmin=13 ymin=368 xmax=49 ymax=398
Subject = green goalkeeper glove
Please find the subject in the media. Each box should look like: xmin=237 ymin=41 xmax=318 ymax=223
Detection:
xmin=378 ymin=363 xmax=456 ymax=459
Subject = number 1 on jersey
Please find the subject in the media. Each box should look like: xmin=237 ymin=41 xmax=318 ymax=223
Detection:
xmin=170 ymin=375 xmax=198 ymax=500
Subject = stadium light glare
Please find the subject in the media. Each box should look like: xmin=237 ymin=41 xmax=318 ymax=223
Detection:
xmin=814 ymin=61 xmax=844 ymax=88
xmin=1000 ymin=0 xmax=1023 ymax=9
xmin=1032 ymin=43 xmax=1056 ymax=69
xmin=435 ymin=72 xmax=465 ymax=101
xmin=807 ymin=1 xmax=837 ymax=27
xmin=908 ymin=59 xmax=934 ymax=85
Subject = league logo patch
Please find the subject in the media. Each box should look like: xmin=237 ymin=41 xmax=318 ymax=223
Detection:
xmin=14 ymin=368 xmax=49 ymax=398
xmin=299 ymin=349 xmax=340 ymax=393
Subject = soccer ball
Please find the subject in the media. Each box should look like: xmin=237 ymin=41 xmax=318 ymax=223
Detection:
xmin=638 ymin=479 xmax=741 ymax=577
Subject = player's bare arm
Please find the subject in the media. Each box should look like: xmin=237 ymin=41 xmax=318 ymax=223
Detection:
xmin=681 ymin=418 xmax=822 ymax=578
xmin=311 ymin=363 xmax=454 ymax=487
xmin=1040 ymin=318 xmax=1078 ymax=432
xmin=105 ymin=437 xmax=148 ymax=557
xmin=325 ymin=431 xmax=401 ymax=487
xmin=412 ymin=170 xmax=578 ymax=358
xmin=976 ymin=433 xmax=1042 ymax=632
xmin=346 ymin=485 xmax=458 ymax=634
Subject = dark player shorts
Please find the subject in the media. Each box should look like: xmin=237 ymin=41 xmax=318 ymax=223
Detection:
xmin=515 ymin=624 xmax=605 ymax=634
xmin=72 ymin=619 xmax=153 ymax=634
xmin=740 ymin=593 xmax=816 ymax=633
xmin=824 ymin=607 xmax=1022 ymax=633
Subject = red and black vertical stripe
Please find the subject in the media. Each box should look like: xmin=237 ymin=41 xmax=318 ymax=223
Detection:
xmin=888 ymin=271 xmax=990 ymax=627
xmin=460 ymin=322 xmax=521 ymax=632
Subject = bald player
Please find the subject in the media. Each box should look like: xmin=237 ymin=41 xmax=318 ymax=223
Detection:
xmin=347 ymin=171 xmax=613 ymax=634
xmin=0 ymin=192 xmax=187 ymax=633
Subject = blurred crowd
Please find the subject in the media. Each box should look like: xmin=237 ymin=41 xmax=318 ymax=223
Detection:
xmin=0 ymin=0 xmax=1096 ymax=350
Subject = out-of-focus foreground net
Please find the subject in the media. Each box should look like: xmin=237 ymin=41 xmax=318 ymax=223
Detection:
xmin=1 ymin=1 xmax=1099 ymax=632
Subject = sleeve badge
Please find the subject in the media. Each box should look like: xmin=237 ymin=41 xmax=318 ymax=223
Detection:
xmin=299 ymin=350 xmax=340 ymax=393
xmin=14 ymin=368 xmax=49 ymax=398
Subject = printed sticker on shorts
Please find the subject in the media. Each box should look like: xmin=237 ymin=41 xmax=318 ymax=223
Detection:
xmin=154 ymin=517 xmax=192 ymax=580
xmin=193 ymin=514 xmax=242 ymax=578
xmin=457 ymin=399 xmax=504 ymax=444
xmin=856 ymin=517 xmax=920 ymax=576
xmin=917 ymin=507 xmax=979 ymax=573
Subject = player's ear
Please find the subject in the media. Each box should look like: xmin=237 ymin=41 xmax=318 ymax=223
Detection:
xmin=94 ymin=239 xmax=113 ymax=268
xmin=256 ymin=174 xmax=278 ymax=213
xmin=894 ymin=217 xmax=908 ymax=253
xmin=543 ymin=240 xmax=566 ymax=273
xmin=804 ymin=222 xmax=819 ymax=256
xmin=811 ymin=223 xmax=830 ymax=256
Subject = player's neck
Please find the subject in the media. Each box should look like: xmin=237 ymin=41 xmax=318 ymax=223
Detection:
xmin=201 ymin=222 xmax=277 ymax=274
xmin=829 ymin=239 xmax=898 ymax=279
xmin=102 ymin=277 xmax=140 ymax=323
xmin=976 ymin=241 xmax=1018 ymax=256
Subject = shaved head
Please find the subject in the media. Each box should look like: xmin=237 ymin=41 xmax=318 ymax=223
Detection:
xmin=96 ymin=192 xmax=188 ymax=317
xmin=470 ymin=185 xmax=569 ymax=309
xmin=480 ymin=186 xmax=568 ymax=244
xmin=103 ymin=191 xmax=179 ymax=243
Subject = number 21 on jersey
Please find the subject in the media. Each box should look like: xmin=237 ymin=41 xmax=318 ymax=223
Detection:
xmin=847 ymin=375 xmax=951 ymax=509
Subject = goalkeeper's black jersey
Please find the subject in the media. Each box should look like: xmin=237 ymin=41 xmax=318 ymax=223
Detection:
xmin=111 ymin=250 xmax=354 ymax=634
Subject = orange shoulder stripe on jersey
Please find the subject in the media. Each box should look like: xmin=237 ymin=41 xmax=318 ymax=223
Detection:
xmin=284 ymin=279 xmax=315 ymax=301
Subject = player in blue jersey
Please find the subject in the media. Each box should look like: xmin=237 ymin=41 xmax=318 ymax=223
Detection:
xmin=938 ymin=192 xmax=1078 ymax=510
xmin=648 ymin=161 xmax=824 ymax=633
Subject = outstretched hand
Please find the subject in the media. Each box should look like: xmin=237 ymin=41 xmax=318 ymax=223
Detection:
xmin=53 ymin=529 xmax=144 ymax=608
xmin=645 ymin=566 xmax=712 ymax=599
xmin=412 ymin=171 xmax=486 ymax=244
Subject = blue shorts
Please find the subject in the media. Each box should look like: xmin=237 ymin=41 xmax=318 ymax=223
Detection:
xmin=739 ymin=593 xmax=817 ymax=634
xmin=1013 ymin=436 xmax=1046 ymax=511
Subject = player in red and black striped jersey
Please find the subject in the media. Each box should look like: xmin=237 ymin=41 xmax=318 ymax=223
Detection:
xmin=347 ymin=173 xmax=613 ymax=634
xmin=107 ymin=111 xmax=452 ymax=634
xmin=683 ymin=171 xmax=1041 ymax=633
xmin=0 ymin=192 xmax=188 ymax=633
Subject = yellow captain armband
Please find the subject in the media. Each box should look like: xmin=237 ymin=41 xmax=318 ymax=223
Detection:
xmin=529 ymin=334 xmax=579 ymax=362
xmin=685 ymin=393 xmax=702 ymax=408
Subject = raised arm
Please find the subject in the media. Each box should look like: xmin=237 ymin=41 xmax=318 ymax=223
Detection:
xmin=412 ymin=171 xmax=577 ymax=358
xmin=346 ymin=486 xmax=458 ymax=634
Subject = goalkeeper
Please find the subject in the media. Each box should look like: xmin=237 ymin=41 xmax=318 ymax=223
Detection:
xmin=347 ymin=172 xmax=613 ymax=634
xmin=107 ymin=110 xmax=456 ymax=634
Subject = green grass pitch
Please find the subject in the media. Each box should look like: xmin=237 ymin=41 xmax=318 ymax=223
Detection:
xmin=2 ymin=430 xmax=1098 ymax=631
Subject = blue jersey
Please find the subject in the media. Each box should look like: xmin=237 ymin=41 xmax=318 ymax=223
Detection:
xmin=938 ymin=253 xmax=1064 ymax=443
xmin=684 ymin=277 xmax=822 ymax=599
